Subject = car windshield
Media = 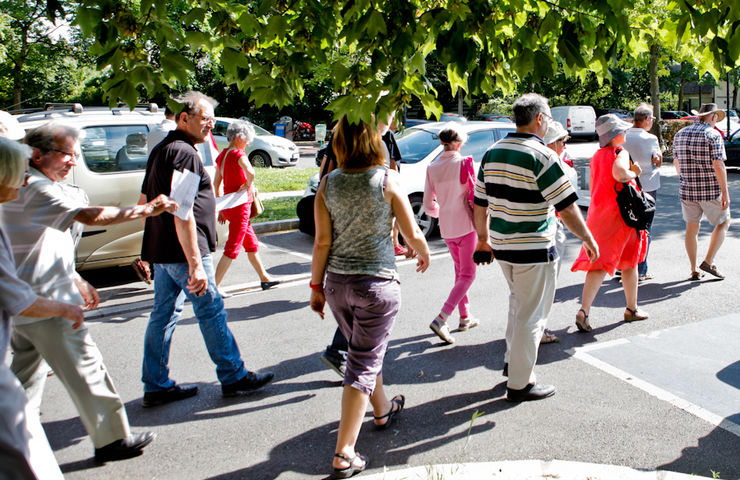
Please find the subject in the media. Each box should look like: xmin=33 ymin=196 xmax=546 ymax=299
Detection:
xmin=396 ymin=129 xmax=440 ymax=164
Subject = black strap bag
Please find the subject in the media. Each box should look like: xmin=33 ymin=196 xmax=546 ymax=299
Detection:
xmin=614 ymin=176 xmax=655 ymax=230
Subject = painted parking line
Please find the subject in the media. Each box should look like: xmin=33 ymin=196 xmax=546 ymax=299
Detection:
xmin=571 ymin=315 xmax=740 ymax=438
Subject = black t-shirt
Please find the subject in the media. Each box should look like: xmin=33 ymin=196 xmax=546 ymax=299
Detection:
xmin=140 ymin=129 xmax=217 ymax=263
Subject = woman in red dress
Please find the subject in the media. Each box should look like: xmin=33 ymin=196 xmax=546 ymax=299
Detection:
xmin=571 ymin=114 xmax=648 ymax=332
xmin=214 ymin=120 xmax=279 ymax=295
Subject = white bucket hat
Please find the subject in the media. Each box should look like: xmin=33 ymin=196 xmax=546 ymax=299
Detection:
xmin=543 ymin=121 xmax=569 ymax=145
xmin=595 ymin=114 xmax=632 ymax=148
xmin=0 ymin=111 xmax=24 ymax=141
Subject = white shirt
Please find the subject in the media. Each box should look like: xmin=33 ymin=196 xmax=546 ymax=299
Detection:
xmin=624 ymin=127 xmax=661 ymax=192
xmin=147 ymin=118 xmax=177 ymax=155
xmin=0 ymin=168 xmax=87 ymax=325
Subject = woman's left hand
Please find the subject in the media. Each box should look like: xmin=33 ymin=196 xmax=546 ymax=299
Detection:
xmin=310 ymin=290 xmax=326 ymax=319
xmin=237 ymin=182 xmax=251 ymax=192
xmin=217 ymin=212 xmax=226 ymax=224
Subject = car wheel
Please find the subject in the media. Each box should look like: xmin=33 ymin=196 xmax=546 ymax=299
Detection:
xmin=408 ymin=194 xmax=437 ymax=239
xmin=250 ymin=151 xmax=272 ymax=168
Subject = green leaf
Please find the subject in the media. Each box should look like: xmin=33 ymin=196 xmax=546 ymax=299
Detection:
xmin=76 ymin=7 xmax=102 ymax=37
xmin=364 ymin=9 xmax=387 ymax=37
xmin=183 ymin=7 xmax=207 ymax=25
xmin=160 ymin=51 xmax=193 ymax=83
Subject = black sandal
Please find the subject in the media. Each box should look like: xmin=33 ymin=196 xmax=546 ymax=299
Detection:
xmin=331 ymin=452 xmax=368 ymax=479
xmin=575 ymin=308 xmax=592 ymax=332
xmin=373 ymin=394 xmax=405 ymax=431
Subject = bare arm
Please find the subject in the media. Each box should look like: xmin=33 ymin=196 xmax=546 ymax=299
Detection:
xmin=473 ymin=204 xmax=494 ymax=262
xmin=384 ymin=172 xmax=430 ymax=272
xmin=74 ymin=194 xmax=177 ymax=226
xmin=713 ymin=159 xmax=730 ymax=209
xmin=174 ymin=215 xmax=207 ymax=296
xmin=612 ymin=148 xmax=641 ymax=183
xmin=558 ymin=202 xmax=599 ymax=262
xmin=236 ymin=155 xmax=256 ymax=191
xmin=20 ymin=297 xmax=85 ymax=329
xmin=309 ymin=179 xmax=333 ymax=319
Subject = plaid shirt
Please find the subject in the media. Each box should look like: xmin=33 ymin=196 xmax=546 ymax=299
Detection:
xmin=673 ymin=120 xmax=726 ymax=201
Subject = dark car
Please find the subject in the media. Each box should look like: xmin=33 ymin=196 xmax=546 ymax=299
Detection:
xmin=662 ymin=110 xmax=691 ymax=120
xmin=725 ymin=128 xmax=740 ymax=167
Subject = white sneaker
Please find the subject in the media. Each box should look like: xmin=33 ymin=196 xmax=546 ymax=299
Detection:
xmin=458 ymin=316 xmax=480 ymax=331
xmin=430 ymin=318 xmax=455 ymax=344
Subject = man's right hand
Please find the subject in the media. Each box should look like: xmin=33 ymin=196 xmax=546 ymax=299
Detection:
xmin=62 ymin=304 xmax=85 ymax=330
xmin=187 ymin=264 xmax=208 ymax=296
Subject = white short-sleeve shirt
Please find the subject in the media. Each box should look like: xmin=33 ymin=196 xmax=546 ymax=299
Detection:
xmin=0 ymin=168 xmax=87 ymax=325
xmin=624 ymin=127 xmax=661 ymax=192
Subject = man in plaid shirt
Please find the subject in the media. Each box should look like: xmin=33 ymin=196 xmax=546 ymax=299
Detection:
xmin=673 ymin=103 xmax=730 ymax=280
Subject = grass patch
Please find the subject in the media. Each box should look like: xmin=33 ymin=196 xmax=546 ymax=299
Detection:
xmin=252 ymin=196 xmax=301 ymax=223
xmin=254 ymin=167 xmax=318 ymax=193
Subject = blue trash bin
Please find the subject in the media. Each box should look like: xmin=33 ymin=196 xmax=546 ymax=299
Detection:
xmin=274 ymin=122 xmax=286 ymax=137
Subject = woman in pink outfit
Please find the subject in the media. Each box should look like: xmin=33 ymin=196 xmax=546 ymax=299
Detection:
xmin=422 ymin=127 xmax=478 ymax=344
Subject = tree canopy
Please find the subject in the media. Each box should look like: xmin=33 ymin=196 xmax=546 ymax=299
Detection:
xmin=63 ymin=0 xmax=740 ymax=121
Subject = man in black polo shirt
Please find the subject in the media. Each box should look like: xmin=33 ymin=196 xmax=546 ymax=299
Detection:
xmin=140 ymin=91 xmax=273 ymax=407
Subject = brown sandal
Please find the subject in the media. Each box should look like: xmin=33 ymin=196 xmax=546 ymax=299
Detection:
xmin=575 ymin=308 xmax=592 ymax=332
xmin=624 ymin=307 xmax=648 ymax=322
xmin=540 ymin=329 xmax=560 ymax=344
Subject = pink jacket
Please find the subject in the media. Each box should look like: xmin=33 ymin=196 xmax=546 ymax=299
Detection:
xmin=423 ymin=150 xmax=476 ymax=239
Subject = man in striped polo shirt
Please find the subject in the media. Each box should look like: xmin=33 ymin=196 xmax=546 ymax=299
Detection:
xmin=473 ymin=93 xmax=598 ymax=402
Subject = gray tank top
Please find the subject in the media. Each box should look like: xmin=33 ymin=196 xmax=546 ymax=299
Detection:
xmin=324 ymin=167 xmax=396 ymax=279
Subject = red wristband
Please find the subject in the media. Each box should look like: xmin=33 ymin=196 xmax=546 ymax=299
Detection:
xmin=309 ymin=282 xmax=324 ymax=291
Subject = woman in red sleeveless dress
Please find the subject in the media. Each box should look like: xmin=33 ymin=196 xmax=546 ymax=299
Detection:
xmin=214 ymin=120 xmax=279 ymax=295
xmin=571 ymin=115 xmax=648 ymax=332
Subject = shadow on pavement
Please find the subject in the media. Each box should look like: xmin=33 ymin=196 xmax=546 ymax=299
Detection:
xmin=658 ymin=420 xmax=740 ymax=478
xmin=204 ymin=387 xmax=503 ymax=479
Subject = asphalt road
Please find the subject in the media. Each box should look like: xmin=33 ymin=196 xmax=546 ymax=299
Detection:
xmin=46 ymin=164 xmax=740 ymax=479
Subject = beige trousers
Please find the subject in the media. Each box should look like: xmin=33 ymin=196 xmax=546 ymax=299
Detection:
xmin=11 ymin=318 xmax=130 ymax=449
xmin=498 ymin=260 xmax=557 ymax=390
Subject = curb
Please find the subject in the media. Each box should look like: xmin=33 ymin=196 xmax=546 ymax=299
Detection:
xmin=253 ymin=219 xmax=299 ymax=234
xmin=362 ymin=460 xmax=714 ymax=480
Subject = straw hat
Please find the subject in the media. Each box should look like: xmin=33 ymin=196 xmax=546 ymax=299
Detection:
xmin=691 ymin=103 xmax=725 ymax=122
xmin=543 ymin=121 xmax=569 ymax=145
xmin=0 ymin=111 xmax=24 ymax=140
xmin=595 ymin=114 xmax=633 ymax=148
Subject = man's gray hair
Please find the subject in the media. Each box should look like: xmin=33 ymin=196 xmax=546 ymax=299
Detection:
xmin=0 ymin=137 xmax=31 ymax=188
xmin=23 ymin=122 xmax=80 ymax=152
xmin=512 ymin=93 xmax=550 ymax=126
xmin=633 ymin=103 xmax=654 ymax=123
xmin=176 ymin=91 xmax=218 ymax=121
xmin=226 ymin=120 xmax=255 ymax=143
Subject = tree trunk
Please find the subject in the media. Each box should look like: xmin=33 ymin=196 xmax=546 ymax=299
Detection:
xmin=678 ymin=77 xmax=685 ymax=111
xmin=648 ymin=42 xmax=662 ymax=146
xmin=457 ymin=87 xmax=463 ymax=116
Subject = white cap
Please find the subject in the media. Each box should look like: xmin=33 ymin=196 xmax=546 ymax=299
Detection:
xmin=0 ymin=111 xmax=25 ymax=141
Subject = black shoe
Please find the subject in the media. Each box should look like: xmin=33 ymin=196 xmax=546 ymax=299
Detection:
xmin=261 ymin=280 xmax=281 ymax=290
xmin=94 ymin=431 xmax=156 ymax=462
xmin=222 ymin=371 xmax=274 ymax=397
xmin=142 ymin=385 xmax=198 ymax=408
xmin=502 ymin=363 xmax=508 ymax=377
xmin=319 ymin=352 xmax=346 ymax=378
xmin=506 ymin=383 xmax=556 ymax=402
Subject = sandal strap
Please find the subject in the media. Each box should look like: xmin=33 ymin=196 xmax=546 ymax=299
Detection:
xmin=625 ymin=307 xmax=636 ymax=315
xmin=373 ymin=395 xmax=404 ymax=420
xmin=578 ymin=308 xmax=589 ymax=319
xmin=334 ymin=453 xmax=352 ymax=462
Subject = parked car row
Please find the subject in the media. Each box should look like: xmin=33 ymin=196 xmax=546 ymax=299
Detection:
xmin=301 ymin=120 xmax=586 ymax=238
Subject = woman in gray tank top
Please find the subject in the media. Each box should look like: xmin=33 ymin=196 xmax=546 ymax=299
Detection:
xmin=309 ymin=116 xmax=430 ymax=478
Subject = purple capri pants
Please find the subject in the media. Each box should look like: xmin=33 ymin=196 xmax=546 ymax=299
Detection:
xmin=325 ymin=272 xmax=401 ymax=396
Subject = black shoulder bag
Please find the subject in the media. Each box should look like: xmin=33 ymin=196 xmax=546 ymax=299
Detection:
xmin=614 ymin=155 xmax=655 ymax=231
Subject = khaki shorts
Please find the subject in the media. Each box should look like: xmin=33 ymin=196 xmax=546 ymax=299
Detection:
xmin=681 ymin=196 xmax=730 ymax=225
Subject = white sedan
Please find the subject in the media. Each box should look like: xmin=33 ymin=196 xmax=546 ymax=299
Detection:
xmin=212 ymin=116 xmax=300 ymax=167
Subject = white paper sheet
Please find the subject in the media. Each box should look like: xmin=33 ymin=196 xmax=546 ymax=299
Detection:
xmin=215 ymin=190 xmax=250 ymax=212
xmin=170 ymin=169 xmax=200 ymax=221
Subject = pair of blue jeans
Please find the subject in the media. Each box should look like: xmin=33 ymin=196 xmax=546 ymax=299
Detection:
xmin=142 ymin=255 xmax=247 ymax=392
xmin=638 ymin=190 xmax=657 ymax=276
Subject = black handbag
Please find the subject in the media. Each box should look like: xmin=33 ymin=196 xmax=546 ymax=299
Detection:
xmin=614 ymin=176 xmax=655 ymax=231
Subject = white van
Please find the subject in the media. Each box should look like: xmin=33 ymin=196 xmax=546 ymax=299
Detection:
xmin=551 ymin=106 xmax=597 ymax=140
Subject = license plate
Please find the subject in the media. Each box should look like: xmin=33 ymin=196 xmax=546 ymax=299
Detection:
xmin=573 ymin=127 xmax=584 ymax=131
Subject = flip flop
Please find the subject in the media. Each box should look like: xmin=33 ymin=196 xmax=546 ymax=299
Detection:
xmin=373 ymin=394 xmax=405 ymax=430
xmin=331 ymin=452 xmax=368 ymax=479
xmin=540 ymin=330 xmax=560 ymax=344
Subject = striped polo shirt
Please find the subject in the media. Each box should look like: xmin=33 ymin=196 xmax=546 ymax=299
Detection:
xmin=473 ymin=132 xmax=578 ymax=264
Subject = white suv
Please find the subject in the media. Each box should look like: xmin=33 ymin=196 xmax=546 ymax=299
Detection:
xmin=13 ymin=104 xmax=224 ymax=271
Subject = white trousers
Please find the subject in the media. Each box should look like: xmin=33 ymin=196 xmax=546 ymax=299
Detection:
xmin=498 ymin=260 xmax=558 ymax=390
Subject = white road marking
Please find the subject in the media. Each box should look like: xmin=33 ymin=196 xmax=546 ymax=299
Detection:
xmin=571 ymin=341 xmax=740 ymax=438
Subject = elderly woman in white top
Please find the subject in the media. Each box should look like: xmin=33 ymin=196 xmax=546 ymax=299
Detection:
xmin=0 ymin=137 xmax=84 ymax=479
